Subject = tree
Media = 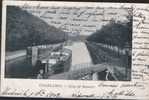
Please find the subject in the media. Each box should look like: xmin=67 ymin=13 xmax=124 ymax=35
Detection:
xmin=87 ymin=17 xmax=132 ymax=49
xmin=6 ymin=6 xmax=67 ymax=51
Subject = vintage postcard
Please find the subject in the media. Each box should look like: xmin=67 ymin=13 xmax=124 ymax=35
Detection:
xmin=0 ymin=1 xmax=149 ymax=99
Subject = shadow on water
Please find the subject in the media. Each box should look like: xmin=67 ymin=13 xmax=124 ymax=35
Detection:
xmin=5 ymin=56 xmax=33 ymax=78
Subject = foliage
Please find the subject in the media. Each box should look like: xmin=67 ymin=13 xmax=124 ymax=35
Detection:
xmin=87 ymin=18 xmax=132 ymax=48
xmin=6 ymin=6 xmax=67 ymax=51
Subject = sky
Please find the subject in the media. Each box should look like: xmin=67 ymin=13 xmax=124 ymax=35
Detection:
xmin=22 ymin=6 xmax=131 ymax=36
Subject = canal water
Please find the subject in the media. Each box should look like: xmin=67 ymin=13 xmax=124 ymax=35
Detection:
xmin=5 ymin=42 xmax=93 ymax=79
xmin=64 ymin=41 xmax=93 ymax=71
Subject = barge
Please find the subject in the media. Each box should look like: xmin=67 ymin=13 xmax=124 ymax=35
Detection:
xmin=26 ymin=44 xmax=72 ymax=78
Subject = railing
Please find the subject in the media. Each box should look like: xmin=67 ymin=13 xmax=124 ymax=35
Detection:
xmin=86 ymin=41 xmax=127 ymax=56
xmin=85 ymin=41 xmax=130 ymax=81
xmin=48 ymin=63 xmax=118 ymax=81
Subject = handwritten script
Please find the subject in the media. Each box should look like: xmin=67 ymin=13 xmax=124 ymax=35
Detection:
xmin=1 ymin=2 xmax=149 ymax=99
xmin=21 ymin=3 xmax=130 ymax=35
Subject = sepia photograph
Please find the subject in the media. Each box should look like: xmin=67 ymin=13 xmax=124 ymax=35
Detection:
xmin=5 ymin=5 xmax=132 ymax=81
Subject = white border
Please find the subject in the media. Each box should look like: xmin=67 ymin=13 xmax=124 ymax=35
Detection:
xmin=1 ymin=1 xmax=149 ymax=99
